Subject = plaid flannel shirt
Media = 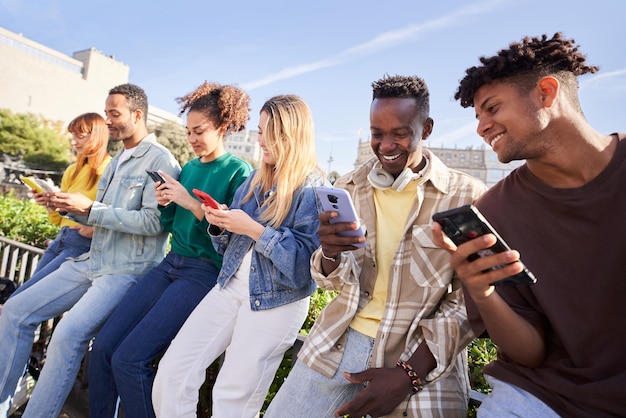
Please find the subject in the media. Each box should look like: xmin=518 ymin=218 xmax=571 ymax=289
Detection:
xmin=299 ymin=150 xmax=487 ymax=417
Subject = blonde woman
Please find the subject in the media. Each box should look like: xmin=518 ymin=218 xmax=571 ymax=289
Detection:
xmin=14 ymin=112 xmax=110 ymax=296
xmin=152 ymin=95 xmax=326 ymax=417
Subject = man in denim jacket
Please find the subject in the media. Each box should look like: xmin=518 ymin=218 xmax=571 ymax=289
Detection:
xmin=0 ymin=83 xmax=180 ymax=418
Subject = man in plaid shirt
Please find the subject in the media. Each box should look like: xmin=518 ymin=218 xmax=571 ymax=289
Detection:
xmin=266 ymin=74 xmax=486 ymax=417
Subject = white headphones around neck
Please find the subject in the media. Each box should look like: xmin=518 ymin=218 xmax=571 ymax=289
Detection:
xmin=367 ymin=157 xmax=429 ymax=192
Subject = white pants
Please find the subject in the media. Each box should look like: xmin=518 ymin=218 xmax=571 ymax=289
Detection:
xmin=152 ymin=272 xmax=310 ymax=418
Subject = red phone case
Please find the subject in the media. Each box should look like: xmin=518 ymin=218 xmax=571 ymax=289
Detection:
xmin=192 ymin=189 xmax=220 ymax=209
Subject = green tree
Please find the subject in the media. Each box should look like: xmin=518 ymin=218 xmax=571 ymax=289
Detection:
xmin=106 ymin=121 xmax=191 ymax=165
xmin=0 ymin=108 xmax=70 ymax=171
xmin=149 ymin=120 xmax=194 ymax=166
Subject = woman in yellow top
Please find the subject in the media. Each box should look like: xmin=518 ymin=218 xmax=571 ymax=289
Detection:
xmin=13 ymin=112 xmax=111 ymax=297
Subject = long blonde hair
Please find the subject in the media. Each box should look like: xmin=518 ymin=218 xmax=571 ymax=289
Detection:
xmin=244 ymin=95 xmax=320 ymax=227
xmin=67 ymin=113 xmax=109 ymax=189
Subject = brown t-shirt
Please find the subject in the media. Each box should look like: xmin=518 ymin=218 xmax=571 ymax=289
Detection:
xmin=467 ymin=133 xmax=626 ymax=417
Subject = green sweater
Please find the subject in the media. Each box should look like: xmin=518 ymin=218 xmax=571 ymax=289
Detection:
xmin=159 ymin=153 xmax=251 ymax=268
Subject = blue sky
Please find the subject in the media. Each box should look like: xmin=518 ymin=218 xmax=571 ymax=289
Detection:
xmin=1 ymin=0 xmax=625 ymax=175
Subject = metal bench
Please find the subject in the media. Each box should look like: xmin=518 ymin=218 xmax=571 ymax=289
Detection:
xmin=0 ymin=236 xmax=44 ymax=288
xmin=0 ymin=236 xmax=49 ymax=415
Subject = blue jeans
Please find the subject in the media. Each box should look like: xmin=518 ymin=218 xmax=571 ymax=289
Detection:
xmin=88 ymin=252 xmax=219 ymax=418
xmin=264 ymin=327 xmax=375 ymax=418
xmin=11 ymin=226 xmax=91 ymax=297
xmin=478 ymin=376 xmax=560 ymax=418
xmin=0 ymin=259 xmax=137 ymax=418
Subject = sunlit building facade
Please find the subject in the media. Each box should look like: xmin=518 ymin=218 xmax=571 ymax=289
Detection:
xmin=0 ymin=26 xmax=179 ymax=127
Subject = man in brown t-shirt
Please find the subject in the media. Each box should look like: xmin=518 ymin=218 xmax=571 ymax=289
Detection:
xmin=433 ymin=32 xmax=626 ymax=418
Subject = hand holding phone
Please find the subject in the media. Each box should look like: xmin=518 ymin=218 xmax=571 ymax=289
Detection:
xmin=192 ymin=189 xmax=220 ymax=210
xmin=315 ymin=186 xmax=366 ymax=247
xmin=146 ymin=169 xmax=167 ymax=184
xmin=432 ymin=204 xmax=537 ymax=286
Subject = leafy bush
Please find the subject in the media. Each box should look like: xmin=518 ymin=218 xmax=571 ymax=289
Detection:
xmin=301 ymin=288 xmax=338 ymax=334
xmin=467 ymin=338 xmax=497 ymax=416
xmin=468 ymin=338 xmax=497 ymax=395
xmin=0 ymin=191 xmax=60 ymax=248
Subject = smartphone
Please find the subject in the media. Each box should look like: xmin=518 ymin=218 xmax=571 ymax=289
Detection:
xmin=20 ymin=176 xmax=56 ymax=193
xmin=20 ymin=176 xmax=44 ymax=193
xmin=192 ymin=188 xmax=220 ymax=210
xmin=315 ymin=186 xmax=366 ymax=247
xmin=146 ymin=169 xmax=166 ymax=184
xmin=432 ymin=204 xmax=537 ymax=286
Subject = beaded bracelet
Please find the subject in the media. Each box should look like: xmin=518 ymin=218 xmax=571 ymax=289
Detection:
xmin=396 ymin=360 xmax=424 ymax=393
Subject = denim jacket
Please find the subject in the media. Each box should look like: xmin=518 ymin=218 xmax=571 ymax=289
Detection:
xmin=71 ymin=134 xmax=181 ymax=277
xmin=212 ymin=169 xmax=326 ymax=311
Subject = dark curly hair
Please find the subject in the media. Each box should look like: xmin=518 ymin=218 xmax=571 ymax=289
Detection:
xmin=108 ymin=83 xmax=149 ymax=122
xmin=455 ymin=32 xmax=599 ymax=109
xmin=176 ymin=81 xmax=250 ymax=134
xmin=372 ymin=74 xmax=430 ymax=121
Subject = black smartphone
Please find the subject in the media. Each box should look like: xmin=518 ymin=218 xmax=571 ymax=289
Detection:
xmin=432 ymin=204 xmax=537 ymax=286
xmin=146 ymin=169 xmax=166 ymax=184
xmin=315 ymin=186 xmax=366 ymax=247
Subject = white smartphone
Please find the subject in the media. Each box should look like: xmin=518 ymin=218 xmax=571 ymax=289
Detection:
xmin=315 ymin=186 xmax=366 ymax=247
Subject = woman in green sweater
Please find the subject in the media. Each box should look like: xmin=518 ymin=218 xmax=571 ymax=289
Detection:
xmin=87 ymin=82 xmax=252 ymax=418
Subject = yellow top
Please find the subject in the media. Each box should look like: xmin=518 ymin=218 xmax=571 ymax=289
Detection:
xmin=350 ymin=181 xmax=418 ymax=337
xmin=49 ymin=157 xmax=111 ymax=227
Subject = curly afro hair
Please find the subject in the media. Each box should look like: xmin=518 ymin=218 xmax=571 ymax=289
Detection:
xmin=176 ymin=81 xmax=250 ymax=134
xmin=455 ymin=32 xmax=599 ymax=108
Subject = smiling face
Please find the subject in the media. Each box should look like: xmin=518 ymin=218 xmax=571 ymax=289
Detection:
xmin=474 ymin=81 xmax=549 ymax=163
xmin=186 ymin=110 xmax=224 ymax=162
xmin=104 ymin=93 xmax=141 ymax=145
xmin=370 ymin=97 xmax=432 ymax=176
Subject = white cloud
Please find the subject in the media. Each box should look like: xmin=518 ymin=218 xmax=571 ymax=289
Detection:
xmin=242 ymin=0 xmax=511 ymax=91
xmin=581 ymin=68 xmax=626 ymax=86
